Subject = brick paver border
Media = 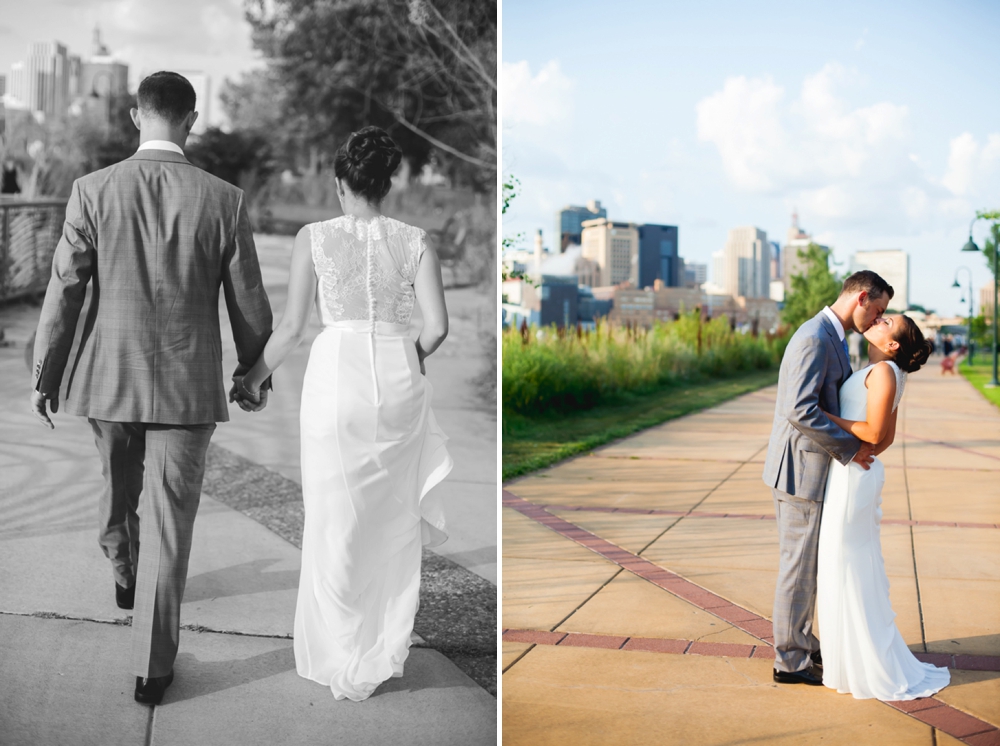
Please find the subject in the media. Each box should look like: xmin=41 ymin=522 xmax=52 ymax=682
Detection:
xmin=501 ymin=628 xmax=1000 ymax=672
xmin=503 ymin=488 xmax=1000 ymax=745
xmin=538 ymin=503 xmax=1000 ymax=530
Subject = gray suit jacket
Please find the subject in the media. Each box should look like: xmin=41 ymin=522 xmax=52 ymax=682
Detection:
xmin=32 ymin=149 xmax=273 ymax=424
xmin=762 ymin=311 xmax=860 ymax=501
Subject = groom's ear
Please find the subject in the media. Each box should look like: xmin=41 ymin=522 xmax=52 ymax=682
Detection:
xmin=185 ymin=110 xmax=199 ymax=134
xmin=129 ymin=108 xmax=141 ymax=131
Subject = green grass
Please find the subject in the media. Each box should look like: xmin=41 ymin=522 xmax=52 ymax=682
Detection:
xmin=502 ymin=369 xmax=778 ymax=480
xmin=959 ymin=356 xmax=1000 ymax=410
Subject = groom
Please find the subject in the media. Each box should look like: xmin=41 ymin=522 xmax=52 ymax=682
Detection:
xmin=762 ymin=270 xmax=893 ymax=685
xmin=30 ymin=71 xmax=273 ymax=704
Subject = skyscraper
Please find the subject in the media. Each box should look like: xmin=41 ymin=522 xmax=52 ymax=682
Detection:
xmin=637 ymin=223 xmax=680 ymax=289
xmin=581 ymin=218 xmax=639 ymax=287
xmin=849 ymin=250 xmax=909 ymax=312
xmin=555 ymin=200 xmax=606 ymax=253
xmin=722 ymin=226 xmax=771 ymax=299
xmin=8 ymin=42 xmax=70 ymax=120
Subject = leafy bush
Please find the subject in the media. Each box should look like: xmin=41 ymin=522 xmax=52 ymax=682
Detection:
xmin=503 ymin=313 xmax=789 ymax=416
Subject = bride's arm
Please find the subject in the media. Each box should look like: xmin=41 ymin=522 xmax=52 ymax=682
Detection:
xmin=413 ymin=243 xmax=448 ymax=370
xmin=241 ymin=226 xmax=317 ymax=395
xmin=825 ymin=362 xmax=896 ymax=444
xmin=873 ymin=408 xmax=897 ymax=456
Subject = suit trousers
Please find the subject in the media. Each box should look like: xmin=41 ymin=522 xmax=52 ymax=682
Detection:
xmin=772 ymin=487 xmax=823 ymax=673
xmin=89 ymin=419 xmax=216 ymax=678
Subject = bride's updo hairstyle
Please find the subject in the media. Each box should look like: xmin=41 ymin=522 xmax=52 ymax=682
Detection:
xmin=333 ymin=126 xmax=403 ymax=205
xmin=892 ymin=315 xmax=933 ymax=373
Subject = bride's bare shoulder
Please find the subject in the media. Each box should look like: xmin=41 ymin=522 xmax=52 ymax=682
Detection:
xmin=863 ymin=360 xmax=897 ymax=393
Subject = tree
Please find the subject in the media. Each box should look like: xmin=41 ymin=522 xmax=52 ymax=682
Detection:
xmin=781 ymin=243 xmax=841 ymax=330
xmin=243 ymin=0 xmax=496 ymax=190
xmin=186 ymin=127 xmax=276 ymax=228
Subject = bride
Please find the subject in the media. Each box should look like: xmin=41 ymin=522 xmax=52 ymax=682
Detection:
xmin=817 ymin=313 xmax=948 ymax=700
xmin=234 ymin=126 xmax=453 ymax=700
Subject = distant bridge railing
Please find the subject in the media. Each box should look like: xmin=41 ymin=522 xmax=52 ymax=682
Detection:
xmin=0 ymin=198 xmax=67 ymax=303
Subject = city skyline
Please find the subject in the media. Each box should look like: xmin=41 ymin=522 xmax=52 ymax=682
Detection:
xmin=502 ymin=0 xmax=1000 ymax=317
xmin=0 ymin=0 xmax=262 ymax=129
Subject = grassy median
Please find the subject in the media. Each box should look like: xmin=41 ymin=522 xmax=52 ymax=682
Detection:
xmin=502 ymin=369 xmax=778 ymax=480
xmin=960 ymin=356 xmax=1000 ymax=410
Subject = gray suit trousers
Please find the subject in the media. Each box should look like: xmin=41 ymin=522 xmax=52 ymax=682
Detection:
xmin=771 ymin=487 xmax=823 ymax=673
xmin=90 ymin=419 xmax=215 ymax=678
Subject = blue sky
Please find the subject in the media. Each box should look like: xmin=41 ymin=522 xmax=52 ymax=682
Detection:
xmin=0 ymin=0 xmax=262 ymax=128
xmin=502 ymin=0 xmax=1000 ymax=316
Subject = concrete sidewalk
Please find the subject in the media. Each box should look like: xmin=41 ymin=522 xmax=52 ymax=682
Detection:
xmin=0 ymin=242 xmax=497 ymax=743
xmin=502 ymin=364 xmax=1000 ymax=745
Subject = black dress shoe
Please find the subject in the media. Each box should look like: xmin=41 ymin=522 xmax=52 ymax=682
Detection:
xmin=773 ymin=665 xmax=824 ymax=686
xmin=811 ymin=650 xmax=823 ymax=668
xmin=135 ymin=671 xmax=174 ymax=705
xmin=115 ymin=582 xmax=135 ymax=610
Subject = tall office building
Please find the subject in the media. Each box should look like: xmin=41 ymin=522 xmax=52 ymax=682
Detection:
xmin=722 ymin=226 xmax=771 ymax=299
xmin=684 ymin=262 xmax=707 ymax=288
xmin=637 ymin=223 xmax=680 ymax=289
xmin=8 ymin=42 xmax=70 ymax=120
xmin=555 ymin=200 xmax=606 ymax=252
xmin=580 ymin=217 xmax=639 ymax=287
xmin=80 ymin=28 xmax=129 ymax=107
xmin=0 ymin=75 xmax=6 ymax=98
xmin=849 ymin=250 xmax=909 ymax=312
xmin=770 ymin=241 xmax=781 ymax=280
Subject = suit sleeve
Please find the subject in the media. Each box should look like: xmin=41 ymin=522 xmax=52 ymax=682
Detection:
xmin=222 ymin=191 xmax=273 ymax=388
xmin=786 ymin=336 xmax=860 ymax=466
xmin=32 ymin=180 xmax=94 ymax=395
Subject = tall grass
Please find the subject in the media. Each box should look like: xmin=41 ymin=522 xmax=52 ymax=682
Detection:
xmin=503 ymin=313 xmax=790 ymax=415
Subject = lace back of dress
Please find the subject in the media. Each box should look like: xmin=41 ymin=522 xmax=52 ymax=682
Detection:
xmin=309 ymin=216 xmax=426 ymax=325
xmin=888 ymin=361 xmax=906 ymax=413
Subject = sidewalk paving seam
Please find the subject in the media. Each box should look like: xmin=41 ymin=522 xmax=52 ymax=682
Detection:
xmin=901 ymin=400 xmax=929 ymax=655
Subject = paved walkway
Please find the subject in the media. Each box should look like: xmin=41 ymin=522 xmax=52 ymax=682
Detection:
xmin=502 ymin=364 xmax=1000 ymax=745
xmin=0 ymin=235 xmax=497 ymax=744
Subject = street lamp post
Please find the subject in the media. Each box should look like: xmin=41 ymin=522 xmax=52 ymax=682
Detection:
xmin=962 ymin=212 xmax=1000 ymax=387
xmin=952 ymin=267 xmax=974 ymax=364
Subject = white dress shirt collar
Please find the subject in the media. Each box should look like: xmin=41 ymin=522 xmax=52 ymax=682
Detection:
xmin=822 ymin=306 xmax=846 ymax=342
xmin=137 ymin=140 xmax=184 ymax=155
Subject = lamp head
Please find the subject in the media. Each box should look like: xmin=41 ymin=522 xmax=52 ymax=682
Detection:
xmin=962 ymin=237 xmax=980 ymax=252
xmin=952 ymin=279 xmax=961 ymax=288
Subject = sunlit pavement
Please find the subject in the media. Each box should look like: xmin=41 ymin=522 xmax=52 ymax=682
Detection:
xmin=0 ymin=234 xmax=497 ymax=745
xmin=502 ymin=363 xmax=1000 ymax=745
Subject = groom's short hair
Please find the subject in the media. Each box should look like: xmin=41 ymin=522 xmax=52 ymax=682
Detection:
xmin=137 ymin=72 xmax=196 ymax=125
xmin=841 ymin=270 xmax=893 ymax=302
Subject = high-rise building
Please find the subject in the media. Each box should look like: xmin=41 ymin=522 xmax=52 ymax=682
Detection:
xmin=80 ymin=27 xmax=129 ymax=117
xmin=555 ymin=200 xmax=606 ymax=253
xmin=722 ymin=226 xmax=771 ymax=299
xmin=770 ymin=241 xmax=781 ymax=280
xmin=684 ymin=262 xmax=707 ymax=288
xmin=580 ymin=217 xmax=639 ymax=287
xmin=0 ymin=76 xmax=6 ymax=98
xmin=8 ymin=42 xmax=70 ymax=120
xmin=849 ymin=250 xmax=909 ymax=312
xmin=637 ymin=223 xmax=680 ymax=289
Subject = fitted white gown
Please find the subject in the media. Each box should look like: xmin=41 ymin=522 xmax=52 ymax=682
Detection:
xmin=294 ymin=215 xmax=453 ymax=701
xmin=817 ymin=360 xmax=949 ymax=700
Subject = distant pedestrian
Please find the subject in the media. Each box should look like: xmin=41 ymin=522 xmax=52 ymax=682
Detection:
xmin=943 ymin=335 xmax=953 ymax=356
xmin=1 ymin=158 xmax=20 ymax=195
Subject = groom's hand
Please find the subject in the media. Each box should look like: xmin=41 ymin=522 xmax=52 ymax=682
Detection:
xmin=852 ymin=442 xmax=875 ymax=470
xmin=30 ymin=390 xmax=58 ymax=429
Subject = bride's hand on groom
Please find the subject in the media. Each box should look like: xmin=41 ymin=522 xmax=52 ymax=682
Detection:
xmin=229 ymin=376 xmax=267 ymax=413
xmin=852 ymin=442 xmax=875 ymax=470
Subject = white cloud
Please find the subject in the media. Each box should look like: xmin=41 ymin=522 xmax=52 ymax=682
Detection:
xmin=941 ymin=132 xmax=1000 ymax=197
xmin=502 ymin=59 xmax=574 ymax=127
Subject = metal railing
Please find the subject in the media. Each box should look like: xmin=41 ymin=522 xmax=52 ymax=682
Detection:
xmin=0 ymin=198 xmax=68 ymax=303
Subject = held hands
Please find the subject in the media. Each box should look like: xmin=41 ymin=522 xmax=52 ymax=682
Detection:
xmin=229 ymin=376 xmax=268 ymax=413
xmin=852 ymin=442 xmax=876 ymax=470
xmin=30 ymin=390 xmax=58 ymax=429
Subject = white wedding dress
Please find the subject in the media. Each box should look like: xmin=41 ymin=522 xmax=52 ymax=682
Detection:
xmin=817 ymin=360 xmax=949 ymax=700
xmin=294 ymin=215 xmax=453 ymax=701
